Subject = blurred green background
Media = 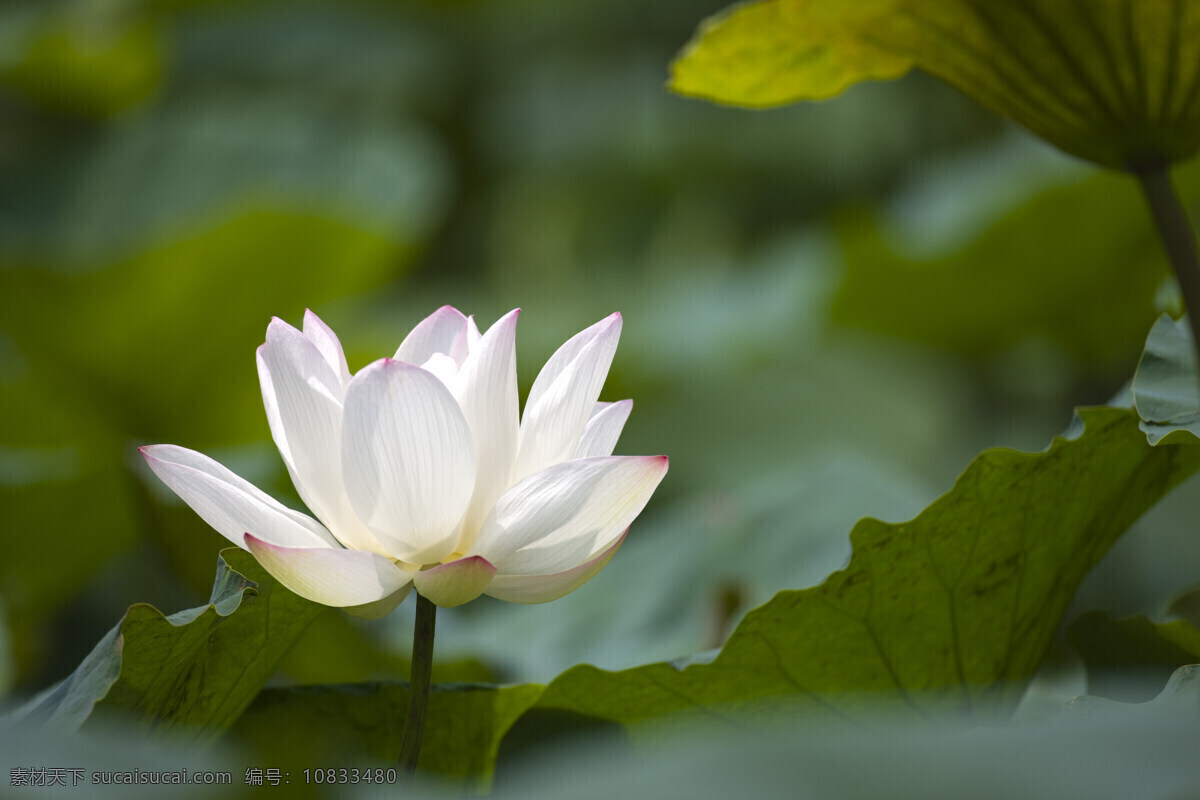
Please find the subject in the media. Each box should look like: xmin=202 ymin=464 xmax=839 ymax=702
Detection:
xmin=2 ymin=0 xmax=1199 ymax=712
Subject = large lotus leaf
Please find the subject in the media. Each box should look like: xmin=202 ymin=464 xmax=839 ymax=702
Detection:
xmin=531 ymin=407 xmax=1200 ymax=731
xmin=16 ymin=549 xmax=322 ymax=745
xmin=487 ymin=666 xmax=1200 ymax=800
xmin=671 ymin=0 xmax=1200 ymax=169
xmin=229 ymin=405 xmax=1200 ymax=784
xmin=670 ymin=2 xmax=910 ymax=106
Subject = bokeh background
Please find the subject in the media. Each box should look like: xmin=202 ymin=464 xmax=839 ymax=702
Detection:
xmin=3 ymin=0 xmax=1200 ymax=716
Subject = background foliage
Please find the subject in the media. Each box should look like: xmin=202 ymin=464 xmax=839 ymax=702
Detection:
xmin=3 ymin=0 xmax=1200 ymax=795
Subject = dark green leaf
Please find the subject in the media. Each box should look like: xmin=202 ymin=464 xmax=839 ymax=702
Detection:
xmin=18 ymin=548 xmax=323 ymax=745
xmin=533 ymin=407 xmax=1200 ymax=731
xmin=232 ymin=681 xmax=544 ymax=790
xmin=490 ymin=665 xmax=1200 ymax=800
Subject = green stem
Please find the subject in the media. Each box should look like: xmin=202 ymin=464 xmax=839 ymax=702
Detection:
xmin=399 ymin=592 xmax=436 ymax=773
xmin=1135 ymin=164 xmax=1200 ymax=374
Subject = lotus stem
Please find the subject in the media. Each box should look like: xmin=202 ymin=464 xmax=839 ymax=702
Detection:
xmin=399 ymin=592 xmax=436 ymax=773
xmin=1135 ymin=164 xmax=1200 ymax=380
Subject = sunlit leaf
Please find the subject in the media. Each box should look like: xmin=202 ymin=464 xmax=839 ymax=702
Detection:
xmin=671 ymin=0 xmax=1200 ymax=169
xmin=670 ymin=2 xmax=910 ymax=106
xmin=17 ymin=549 xmax=322 ymax=745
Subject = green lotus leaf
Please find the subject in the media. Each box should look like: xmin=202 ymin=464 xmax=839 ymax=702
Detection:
xmin=671 ymin=0 xmax=1200 ymax=169
xmin=17 ymin=549 xmax=323 ymax=745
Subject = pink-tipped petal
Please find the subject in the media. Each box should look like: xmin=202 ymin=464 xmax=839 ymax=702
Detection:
xmin=395 ymin=306 xmax=468 ymax=365
xmin=258 ymin=322 xmax=387 ymax=556
xmin=485 ymin=530 xmax=626 ymax=604
xmin=471 ymin=455 xmax=667 ymax=576
xmin=574 ymin=399 xmax=633 ymax=459
xmin=453 ymin=309 xmax=521 ymax=552
xmin=514 ymin=313 xmax=622 ymax=481
xmin=139 ymin=444 xmax=338 ymax=549
xmin=412 ymin=555 xmax=497 ymax=608
xmin=341 ymin=359 xmax=477 ymax=564
xmin=244 ymin=534 xmax=414 ymax=607
xmin=302 ymin=309 xmax=352 ymax=388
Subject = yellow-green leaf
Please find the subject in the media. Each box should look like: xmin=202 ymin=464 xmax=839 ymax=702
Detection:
xmin=671 ymin=0 xmax=1200 ymax=169
xmin=669 ymin=1 xmax=910 ymax=106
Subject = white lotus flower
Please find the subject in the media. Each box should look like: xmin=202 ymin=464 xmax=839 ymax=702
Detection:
xmin=140 ymin=307 xmax=667 ymax=613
